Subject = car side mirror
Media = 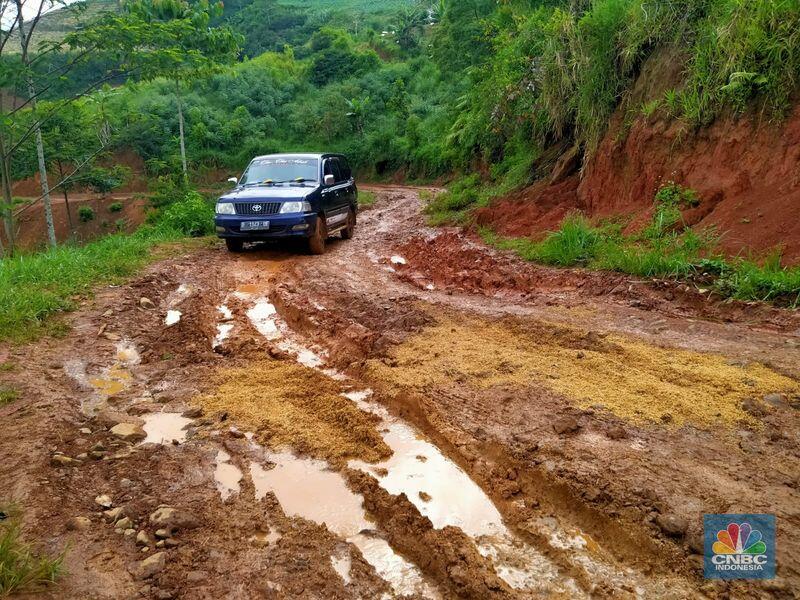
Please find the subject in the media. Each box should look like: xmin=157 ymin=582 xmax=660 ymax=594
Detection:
xmin=323 ymin=174 xmax=335 ymax=186
xmin=227 ymin=177 xmax=238 ymax=185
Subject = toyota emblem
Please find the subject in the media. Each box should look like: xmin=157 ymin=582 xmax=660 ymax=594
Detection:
xmin=252 ymin=204 xmax=262 ymax=212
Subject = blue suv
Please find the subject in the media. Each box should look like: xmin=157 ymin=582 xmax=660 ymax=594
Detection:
xmin=214 ymin=153 xmax=358 ymax=254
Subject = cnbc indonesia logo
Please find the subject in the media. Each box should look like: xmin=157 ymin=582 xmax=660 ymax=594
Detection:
xmin=704 ymin=515 xmax=775 ymax=579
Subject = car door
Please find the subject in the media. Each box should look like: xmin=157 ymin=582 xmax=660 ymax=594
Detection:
xmin=321 ymin=158 xmax=339 ymax=218
xmin=338 ymin=156 xmax=356 ymax=209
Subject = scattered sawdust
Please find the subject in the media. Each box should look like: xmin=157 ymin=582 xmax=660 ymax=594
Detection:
xmin=199 ymin=359 xmax=391 ymax=464
xmin=367 ymin=314 xmax=800 ymax=428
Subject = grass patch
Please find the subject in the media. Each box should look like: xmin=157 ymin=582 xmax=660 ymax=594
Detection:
xmin=479 ymin=184 xmax=800 ymax=306
xmin=0 ymin=505 xmax=63 ymax=596
xmin=359 ymin=190 xmax=377 ymax=208
xmin=0 ymin=388 xmax=19 ymax=406
xmin=0 ymin=363 xmax=14 ymax=373
xmin=0 ymin=225 xmax=183 ymax=344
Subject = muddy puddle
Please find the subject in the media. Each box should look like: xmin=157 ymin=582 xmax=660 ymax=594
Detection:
xmin=141 ymin=412 xmax=192 ymax=445
xmin=251 ymin=452 xmax=439 ymax=598
xmin=65 ymin=340 xmax=141 ymax=415
xmin=214 ymin=449 xmax=243 ymax=500
xmin=346 ymin=391 xmax=575 ymax=595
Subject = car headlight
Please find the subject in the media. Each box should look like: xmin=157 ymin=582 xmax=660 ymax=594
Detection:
xmin=279 ymin=201 xmax=311 ymax=214
xmin=216 ymin=202 xmax=235 ymax=215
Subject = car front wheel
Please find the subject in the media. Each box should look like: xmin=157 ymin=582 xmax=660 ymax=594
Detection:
xmin=308 ymin=217 xmax=327 ymax=255
xmin=225 ymin=238 xmax=245 ymax=253
xmin=341 ymin=208 xmax=356 ymax=240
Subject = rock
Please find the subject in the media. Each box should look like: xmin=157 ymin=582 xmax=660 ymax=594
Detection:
xmin=155 ymin=528 xmax=172 ymax=539
xmin=79 ymin=427 xmax=92 ymax=435
xmin=164 ymin=539 xmax=180 ymax=548
xmin=149 ymin=506 xmax=200 ymax=532
xmin=66 ymin=516 xmax=92 ymax=531
xmin=181 ymin=407 xmax=203 ymax=418
xmin=552 ymin=416 xmax=581 ymax=435
xmin=89 ymin=450 xmax=107 ymax=460
xmin=137 ymin=531 xmax=152 ymax=546
xmin=156 ymin=540 xmax=165 ymax=548
xmin=95 ymin=495 xmax=113 ymax=509
xmin=115 ymin=517 xmax=133 ymax=530
xmin=76 ymin=453 xmax=89 ymax=460
xmin=186 ymin=571 xmax=208 ymax=583
xmin=120 ymin=478 xmax=135 ymax=489
xmin=741 ymin=398 xmax=766 ymax=417
xmin=139 ymin=297 xmax=156 ymax=310
xmin=135 ymin=552 xmax=166 ymax=579
xmin=51 ymin=454 xmax=78 ymax=467
xmin=124 ymin=528 xmax=136 ymax=538
xmin=110 ymin=423 xmax=147 ymax=442
xmin=655 ymin=514 xmax=689 ymax=538
xmin=606 ymin=426 xmax=628 ymax=440
xmin=94 ymin=410 xmax=142 ymax=429
xmin=763 ymin=393 xmax=787 ymax=408
xmin=104 ymin=507 xmax=124 ymax=522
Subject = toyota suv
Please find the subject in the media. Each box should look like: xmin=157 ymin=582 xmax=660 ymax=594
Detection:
xmin=214 ymin=153 xmax=358 ymax=254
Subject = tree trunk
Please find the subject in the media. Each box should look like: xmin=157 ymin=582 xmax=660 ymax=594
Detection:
xmin=58 ymin=161 xmax=75 ymax=238
xmin=16 ymin=0 xmax=57 ymax=247
xmin=175 ymin=80 xmax=188 ymax=182
xmin=0 ymin=126 xmax=15 ymax=257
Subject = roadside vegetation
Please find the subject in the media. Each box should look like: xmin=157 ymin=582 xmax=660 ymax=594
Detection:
xmin=0 ymin=191 xmax=214 ymax=343
xmin=0 ymin=505 xmax=63 ymax=597
xmin=478 ymin=184 xmax=800 ymax=306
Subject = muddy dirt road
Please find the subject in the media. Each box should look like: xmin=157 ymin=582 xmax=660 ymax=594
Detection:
xmin=2 ymin=186 xmax=799 ymax=599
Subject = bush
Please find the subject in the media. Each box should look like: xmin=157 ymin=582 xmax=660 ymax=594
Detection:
xmin=108 ymin=202 xmax=123 ymax=213
xmin=77 ymin=206 xmax=95 ymax=222
xmin=158 ymin=191 xmax=215 ymax=237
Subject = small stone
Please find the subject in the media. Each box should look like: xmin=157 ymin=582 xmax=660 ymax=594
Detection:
xmin=763 ymin=393 xmax=787 ymax=408
xmin=76 ymin=453 xmax=89 ymax=460
xmin=135 ymin=552 xmax=166 ymax=579
xmin=124 ymin=528 xmax=136 ymax=538
xmin=606 ymin=426 xmax=628 ymax=440
xmin=110 ymin=423 xmax=147 ymax=442
xmin=50 ymin=454 xmax=77 ymax=467
xmin=79 ymin=428 xmax=92 ymax=435
xmin=155 ymin=528 xmax=172 ymax=539
xmin=66 ymin=516 xmax=92 ymax=531
xmin=164 ymin=539 xmax=180 ymax=548
xmin=418 ymin=491 xmax=432 ymax=502
xmin=95 ymin=495 xmax=113 ymax=509
xmin=552 ymin=416 xmax=581 ymax=435
xmin=139 ymin=297 xmax=156 ymax=310
xmin=136 ymin=531 xmax=151 ymax=546
xmin=156 ymin=540 xmax=165 ymax=548
xmin=115 ymin=517 xmax=133 ymax=530
xmin=89 ymin=451 xmax=107 ymax=460
xmin=655 ymin=514 xmax=689 ymax=538
xmin=120 ymin=478 xmax=134 ymax=489
xmin=182 ymin=407 xmax=203 ymax=418
xmin=149 ymin=506 xmax=200 ymax=531
xmin=104 ymin=507 xmax=124 ymax=522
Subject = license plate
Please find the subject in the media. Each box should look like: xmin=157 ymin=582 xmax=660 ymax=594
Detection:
xmin=240 ymin=221 xmax=270 ymax=231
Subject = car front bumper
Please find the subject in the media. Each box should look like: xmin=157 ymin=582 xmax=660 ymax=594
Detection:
xmin=214 ymin=213 xmax=317 ymax=239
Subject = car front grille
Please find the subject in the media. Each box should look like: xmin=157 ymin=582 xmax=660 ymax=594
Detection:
xmin=234 ymin=202 xmax=281 ymax=216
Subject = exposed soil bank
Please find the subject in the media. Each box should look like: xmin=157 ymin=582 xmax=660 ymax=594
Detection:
xmin=476 ymin=86 xmax=800 ymax=264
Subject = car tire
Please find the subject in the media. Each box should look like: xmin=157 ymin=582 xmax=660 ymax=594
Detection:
xmin=341 ymin=208 xmax=356 ymax=240
xmin=225 ymin=238 xmax=245 ymax=253
xmin=308 ymin=216 xmax=327 ymax=255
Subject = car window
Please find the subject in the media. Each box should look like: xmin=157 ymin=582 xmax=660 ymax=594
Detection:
xmin=339 ymin=157 xmax=352 ymax=180
xmin=332 ymin=159 xmax=346 ymax=183
xmin=242 ymin=156 xmax=319 ymax=184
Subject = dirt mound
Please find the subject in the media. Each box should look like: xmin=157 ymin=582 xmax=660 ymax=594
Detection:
xmin=199 ymin=359 xmax=391 ymax=464
xmin=366 ymin=310 xmax=800 ymax=428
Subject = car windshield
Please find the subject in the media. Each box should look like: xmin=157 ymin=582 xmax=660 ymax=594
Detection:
xmin=241 ymin=157 xmax=319 ymax=185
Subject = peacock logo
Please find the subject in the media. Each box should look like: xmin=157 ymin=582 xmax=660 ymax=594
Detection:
xmin=712 ymin=522 xmax=767 ymax=556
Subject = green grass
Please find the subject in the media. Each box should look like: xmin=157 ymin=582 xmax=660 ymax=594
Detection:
xmin=0 ymin=505 xmax=63 ymax=597
xmin=0 ymin=388 xmax=19 ymax=406
xmin=479 ymin=208 xmax=800 ymax=307
xmin=359 ymin=190 xmax=378 ymax=208
xmin=0 ymin=225 xmax=183 ymax=343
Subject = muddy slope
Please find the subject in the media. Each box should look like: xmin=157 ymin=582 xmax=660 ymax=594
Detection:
xmin=476 ymin=56 xmax=800 ymax=264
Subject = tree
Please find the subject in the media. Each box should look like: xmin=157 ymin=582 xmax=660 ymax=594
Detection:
xmin=120 ymin=0 xmax=242 ymax=182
